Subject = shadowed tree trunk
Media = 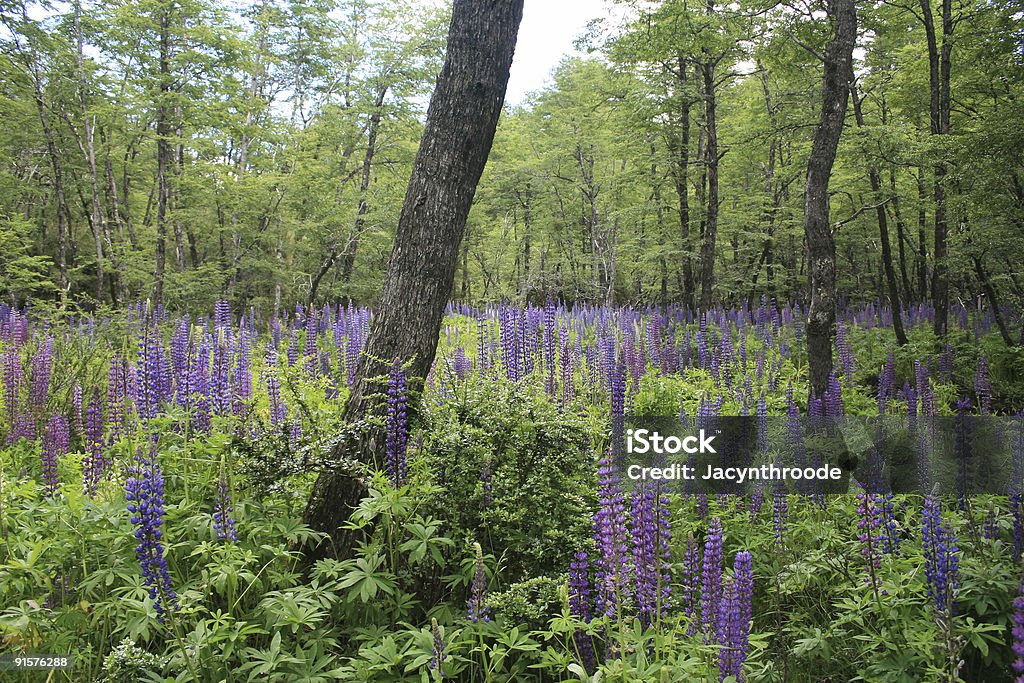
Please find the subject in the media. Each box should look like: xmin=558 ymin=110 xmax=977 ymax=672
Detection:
xmin=804 ymin=0 xmax=857 ymax=400
xmin=303 ymin=0 xmax=525 ymax=559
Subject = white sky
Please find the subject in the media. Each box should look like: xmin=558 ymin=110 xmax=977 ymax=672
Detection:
xmin=506 ymin=0 xmax=610 ymax=106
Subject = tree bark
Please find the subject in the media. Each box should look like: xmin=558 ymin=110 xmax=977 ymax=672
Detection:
xmin=303 ymin=0 xmax=524 ymax=559
xmin=153 ymin=1 xmax=173 ymax=303
xmin=804 ymin=0 xmax=857 ymax=400
xmin=698 ymin=0 xmax=719 ymax=311
xmin=851 ymin=85 xmax=907 ymax=345
xmin=667 ymin=55 xmax=694 ymax=310
xmin=919 ymin=0 xmax=953 ymax=336
xmin=972 ymin=255 xmax=1013 ymax=346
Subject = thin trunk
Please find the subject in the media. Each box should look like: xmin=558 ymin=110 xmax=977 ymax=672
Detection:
xmin=154 ymin=3 xmax=172 ymax=303
xmin=888 ymin=168 xmax=912 ymax=302
xmin=668 ymin=55 xmax=694 ymax=310
xmin=339 ymin=85 xmax=389 ymax=285
xmin=852 ymin=85 xmax=907 ymax=345
xmin=698 ymin=0 xmax=719 ymax=311
xmin=31 ymin=63 xmax=70 ymax=302
xmin=916 ymin=165 xmax=929 ymax=299
xmin=804 ymin=0 xmax=857 ymax=400
xmin=973 ymin=256 xmax=1013 ymax=346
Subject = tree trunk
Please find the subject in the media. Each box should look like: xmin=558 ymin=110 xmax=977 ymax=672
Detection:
xmin=303 ymin=0 xmax=524 ymax=559
xmin=668 ymin=55 xmax=694 ymax=310
xmin=698 ymin=1 xmax=719 ymax=311
xmin=851 ymin=85 xmax=907 ymax=345
xmin=804 ymin=0 xmax=857 ymax=400
xmin=973 ymin=255 xmax=1013 ymax=346
xmin=888 ymin=168 xmax=912 ymax=302
xmin=339 ymin=85 xmax=389 ymax=285
xmin=154 ymin=2 xmax=173 ymax=303
xmin=916 ymin=165 xmax=929 ymax=299
xmin=919 ymin=0 xmax=953 ymax=336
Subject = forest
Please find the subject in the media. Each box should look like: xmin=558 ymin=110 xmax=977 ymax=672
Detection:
xmin=1 ymin=0 xmax=1024 ymax=680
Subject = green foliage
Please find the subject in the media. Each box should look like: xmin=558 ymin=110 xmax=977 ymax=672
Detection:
xmin=420 ymin=377 xmax=595 ymax=584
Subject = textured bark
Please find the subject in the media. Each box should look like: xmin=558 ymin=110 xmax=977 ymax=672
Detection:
xmin=804 ymin=0 xmax=857 ymax=400
xmin=303 ymin=0 xmax=524 ymax=558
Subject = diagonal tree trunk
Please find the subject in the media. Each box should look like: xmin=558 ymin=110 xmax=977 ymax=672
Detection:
xmin=303 ymin=0 xmax=525 ymax=559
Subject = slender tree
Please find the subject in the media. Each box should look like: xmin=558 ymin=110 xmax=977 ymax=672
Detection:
xmin=804 ymin=0 xmax=857 ymax=400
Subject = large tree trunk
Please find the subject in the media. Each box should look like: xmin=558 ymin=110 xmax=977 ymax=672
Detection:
xmin=804 ymin=0 xmax=857 ymax=400
xmin=303 ymin=0 xmax=524 ymax=559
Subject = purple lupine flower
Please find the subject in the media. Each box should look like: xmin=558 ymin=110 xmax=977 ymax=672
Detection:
xmin=1012 ymin=571 xmax=1024 ymax=681
xmin=264 ymin=349 xmax=286 ymax=427
xmin=568 ymin=550 xmax=596 ymax=672
xmin=453 ymin=347 xmax=472 ymax=380
xmin=125 ymin=442 xmax=177 ymax=620
xmin=210 ymin=327 xmax=232 ymax=416
xmin=560 ymin=331 xmax=575 ymax=404
xmin=234 ymin=328 xmax=252 ymax=412
xmin=630 ymin=481 xmax=671 ymax=628
xmin=2 ymin=350 xmax=21 ymax=430
xmin=954 ymin=398 xmax=973 ymax=505
xmin=543 ymin=301 xmax=557 ymax=396
xmin=773 ymin=485 xmax=788 ymax=547
xmin=983 ymin=509 xmax=999 ymax=541
xmin=939 ymin=344 xmax=954 ymax=382
xmin=682 ymin=533 xmax=701 ymax=635
xmin=922 ymin=494 xmax=958 ymax=615
xmin=30 ymin=336 xmax=54 ymax=417
xmin=593 ymin=454 xmax=631 ymax=616
xmin=878 ymin=493 xmax=901 ymax=556
xmin=825 ymin=372 xmax=844 ymax=417
xmin=836 ymin=323 xmax=854 ymax=387
xmin=107 ymin=355 xmax=128 ymax=443
xmin=385 ymin=361 xmax=409 ymax=487
xmin=915 ymin=361 xmax=936 ymax=416
xmin=41 ymin=414 xmax=69 ymax=497
xmin=72 ymin=384 xmax=83 ymax=438
xmin=467 ymin=542 xmax=489 ymax=623
xmin=83 ymin=390 xmax=105 ymax=497
xmin=214 ymin=468 xmax=237 ymax=542
xmin=700 ymin=517 xmax=724 ymax=635
xmin=878 ymin=353 xmax=896 ymax=415
xmin=975 ymin=355 xmax=991 ymax=415
xmin=717 ymin=551 xmax=754 ymax=682
xmin=568 ymin=551 xmax=592 ymax=622
xmin=856 ymin=492 xmax=882 ymax=591
xmin=429 ymin=617 xmax=446 ymax=674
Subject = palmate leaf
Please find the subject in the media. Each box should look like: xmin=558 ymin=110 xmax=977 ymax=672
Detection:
xmin=337 ymin=554 xmax=396 ymax=603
